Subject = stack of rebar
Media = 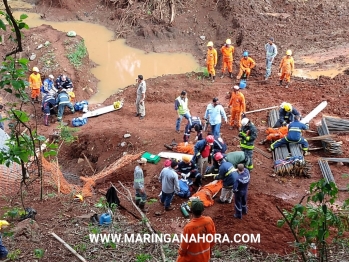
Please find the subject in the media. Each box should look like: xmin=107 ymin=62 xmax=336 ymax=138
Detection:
xmin=268 ymin=109 xmax=311 ymax=177
xmin=318 ymin=159 xmax=336 ymax=186
xmin=317 ymin=117 xmax=343 ymax=154
xmin=324 ymin=117 xmax=349 ymax=133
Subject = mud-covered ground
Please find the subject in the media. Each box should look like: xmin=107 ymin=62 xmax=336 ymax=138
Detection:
xmin=1 ymin=0 xmax=349 ymax=261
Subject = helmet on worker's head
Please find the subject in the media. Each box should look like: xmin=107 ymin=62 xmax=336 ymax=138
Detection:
xmin=182 ymin=155 xmax=192 ymax=164
xmin=214 ymin=152 xmax=224 ymax=161
xmin=207 ymin=41 xmax=214 ymax=47
xmin=241 ymin=118 xmax=250 ymax=126
xmin=225 ymin=39 xmax=231 ymax=45
xmin=283 ymin=103 xmax=292 ymax=112
xmin=286 ymin=49 xmax=292 ymax=56
xmin=233 ymin=85 xmax=239 ymax=90
xmin=243 ymin=51 xmax=249 ymax=57
xmin=32 ymin=67 xmax=39 ymax=72
xmin=206 ymin=135 xmax=214 ymax=144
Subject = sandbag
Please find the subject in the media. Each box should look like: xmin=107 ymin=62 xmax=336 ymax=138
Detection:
xmin=176 ymin=179 xmax=191 ymax=198
xmin=72 ymin=117 xmax=87 ymax=127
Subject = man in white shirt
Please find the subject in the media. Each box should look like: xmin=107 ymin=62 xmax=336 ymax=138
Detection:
xmin=204 ymin=97 xmax=228 ymax=138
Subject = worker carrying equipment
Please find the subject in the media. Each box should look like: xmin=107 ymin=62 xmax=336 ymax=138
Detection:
xmin=273 ymin=102 xmax=300 ymax=128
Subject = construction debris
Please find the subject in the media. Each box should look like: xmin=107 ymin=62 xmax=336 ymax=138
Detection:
xmin=324 ymin=116 xmax=349 ymax=133
xmin=317 ymin=117 xmax=343 ymax=154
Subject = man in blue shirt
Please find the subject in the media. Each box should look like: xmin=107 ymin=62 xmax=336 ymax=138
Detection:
xmin=204 ymin=97 xmax=227 ymax=138
xmin=233 ymin=164 xmax=250 ymax=219
xmin=271 ymin=115 xmax=310 ymax=155
xmin=264 ymin=37 xmax=278 ymax=80
xmin=159 ymin=160 xmax=180 ymax=211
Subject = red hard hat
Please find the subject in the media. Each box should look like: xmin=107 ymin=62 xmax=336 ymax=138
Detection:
xmin=214 ymin=152 xmax=224 ymax=161
xmin=206 ymin=135 xmax=214 ymax=144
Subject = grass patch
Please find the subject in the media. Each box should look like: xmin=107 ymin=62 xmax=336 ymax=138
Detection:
xmin=67 ymin=40 xmax=87 ymax=68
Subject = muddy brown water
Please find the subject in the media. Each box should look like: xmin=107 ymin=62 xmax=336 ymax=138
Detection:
xmin=15 ymin=12 xmax=200 ymax=103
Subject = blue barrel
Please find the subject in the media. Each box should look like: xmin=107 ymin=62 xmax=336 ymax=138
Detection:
xmin=99 ymin=213 xmax=112 ymax=225
xmin=239 ymin=80 xmax=247 ymax=89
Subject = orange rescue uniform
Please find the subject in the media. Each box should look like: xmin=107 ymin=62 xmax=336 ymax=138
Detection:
xmin=237 ymin=57 xmax=256 ymax=79
xmin=279 ymin=56 xmax=294 ymax=83
xmin=221 ymin=45 xmax=234 ymax=73
xmin=206 ymin=48 xmax=217 ymax=76
xmin=28 ymin=73 xmax=42 ymax=99
xmin=265 ymin=126 xmax=288 ymax=141
xmin=177 ymin=215 xmax=216 ymax=262
xmin=228 ymin=91 xmax=246 ymax=128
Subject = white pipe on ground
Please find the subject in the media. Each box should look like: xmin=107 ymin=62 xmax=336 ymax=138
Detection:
xmin=301 ymin=101 xmax=327 ymax=124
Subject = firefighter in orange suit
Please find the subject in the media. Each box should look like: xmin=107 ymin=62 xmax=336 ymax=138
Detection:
xmin=228 ymin=85 xmax=245 ymax=130
xmin=206 ymin=41 xmax=217 ymax=82
xmin=236 ymin=51 xmax=256 ymax=80
xmin=177 ymin=198 xmax=216 ymax=262
xmin=220 ymin=39 xmax=234 ymax=79
xmin=28 ymin=67 xmax=42 ymax=103
xmin=279 ymin=49 xmax=294 ymax=88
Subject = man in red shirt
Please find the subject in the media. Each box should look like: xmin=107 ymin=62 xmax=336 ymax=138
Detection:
xmin=177 ymin=198 xmax=216 ymax=262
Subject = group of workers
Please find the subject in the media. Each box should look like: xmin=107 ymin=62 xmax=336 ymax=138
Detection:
xmin=28 ymin=67 xmax=76 ymax=125
xmin=206 ymin=37 xmax=294 ymax=88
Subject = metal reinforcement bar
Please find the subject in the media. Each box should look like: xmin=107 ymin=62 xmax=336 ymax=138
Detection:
xmin=320 ymin=158 xmax=349 ymax=163
xmin=318 ymin=159 xmax=336 ymax=186
xmin=254 ymin=146 xmax=272 ymax=159
xmin=324 ymin=117 xmax=349 ymax=132
xmin=317 ymin=118 xmax=343 ymax=155
xmin=268 ymin=109 xmax=279 ymax=128
xmin=290 ymin=143 xmax=312 ymax=178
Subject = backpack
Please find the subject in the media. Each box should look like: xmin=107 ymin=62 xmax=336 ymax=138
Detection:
xmin=74 ymin=100 xmax=88 ymax=111
xmin=72 ymin=117 xmax=87 ymax=127
xmin=176 ymin=179 xmax=191 ymax=198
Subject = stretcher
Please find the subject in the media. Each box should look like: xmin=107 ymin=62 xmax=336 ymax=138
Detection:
xmin=82 ymin=101 xmax=123 ymax=118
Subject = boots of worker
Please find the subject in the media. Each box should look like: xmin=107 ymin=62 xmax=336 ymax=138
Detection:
xmin=208 ymin=73 xmax=211 ymax=79
xmin=44 ymin=115 xmax=49 ymax=126
xmin=304 ymin=151 xmax=311 ymax=156
xmin=212 ymin=76 xmax=215 ymax=83
xmin=229 ymin=72 xmax=233 ymax=79
xmin=139 ymin=202 xmax=148 ymax=212
xmin=285 ymin=82 xmax=289 ymax=88
xmin=135 ymin=198 xmax=141 ymax=206
xmin=279 ymin=80 xmax=283 ymax=86
xmin=220 ymin=72 xmax=225 ymax=79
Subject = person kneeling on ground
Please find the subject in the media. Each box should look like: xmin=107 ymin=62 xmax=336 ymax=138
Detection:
xmin=56 ymin=89 xmax=75 ymax=122
xmin=177 ymin=198 xmax=216 ymax=262
xmin=176 ymin=155 xmax=202 ymax=189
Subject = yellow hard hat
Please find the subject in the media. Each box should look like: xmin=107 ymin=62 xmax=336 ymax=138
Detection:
xmin=32 ymin=67 xmax=39 ymax=72
xmin=286 ymin=50 xmax=292 ymax=56
xmin=0 ymin=220 xmax=9 ymax=229
xmin=225 ymin=39 xmax=231 ymax=45
xmin=283 ymin=103 xmax=292 ymax=112
xmin=207 ymin=41 xmax=214 ymax=47
xmin=74 ymin=194 xmax=84 ymax=202
xmin=182 ymin=155 xmax=192 ymax=163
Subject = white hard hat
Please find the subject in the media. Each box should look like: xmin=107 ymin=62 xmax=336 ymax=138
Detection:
xmin=233 ymin=85 xmax=239 ymax=90
xmin=226 ymin=39 xmax=232 ymax=45
xmin=32 ymin=67 xmax=39 ymax=72
xmin=286 ymin=49 xmax=292 ymax=56
xmin=207 ymin=41 xmax=214 ymax=47
xmin=48 ymin=74 xmax=54 ymax=79
xmin=241 ymin=118 xmax=249 ymax=126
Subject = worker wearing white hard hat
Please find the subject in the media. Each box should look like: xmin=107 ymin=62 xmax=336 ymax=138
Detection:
xmin=278 ymin=49 xmax=294 ymax=88
xmin=28 ymin=66 xmax=42 ymax=103
xmin=206 ymin=41 xmax=217 ymax=82
xmin=228 ymin=85 xmax=246 ymax=130
xmin=0 ymin=220 xmax=9 ymax=259
xmin=41 ymin=74 xmax=56 ymax=98
xmin=220 ymin=38 xmax=234 ymax=79
xmin=238 ymin=117 xmax=257 ymax=171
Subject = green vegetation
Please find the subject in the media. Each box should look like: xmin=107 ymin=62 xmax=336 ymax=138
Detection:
xmin=136 ymin=253 xmax=152 ymax=262
xmin=7 ymin=249 xmax=21 ymax=261
xmin=33 ymin=248 xmax=45 ymax=259
xmin=277 ymin=179 xmax=349 ymax=261
xmin=67 ymin=40 xmax=87 ymax=68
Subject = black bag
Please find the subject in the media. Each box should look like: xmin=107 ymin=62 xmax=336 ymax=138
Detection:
xmin=106 ymin=186 xmax=120 ymax=207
